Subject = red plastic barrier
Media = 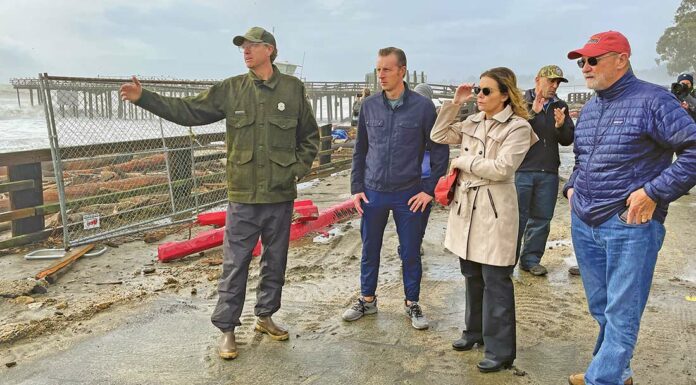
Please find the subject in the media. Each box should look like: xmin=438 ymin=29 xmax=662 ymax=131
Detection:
xmin=196 ymin=200 xmax=318 ymax=227
xmin=158 ymin=228 xmax=262 ymax=262
xmin=158 ymin=198 xmax=356 ymax=262
xmin=293 ymin=199 xmax=319 ymax=222
xmin=197 ymin=211 xmax=226 ymax=227
xmin=289 ymin=199 xmax=356 ymax=239
xmin=158 ymin=227 xmax=224 ymax=262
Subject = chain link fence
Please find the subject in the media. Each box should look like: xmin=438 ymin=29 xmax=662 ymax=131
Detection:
xmin=39 ymin=74 xmax=229 ymax=248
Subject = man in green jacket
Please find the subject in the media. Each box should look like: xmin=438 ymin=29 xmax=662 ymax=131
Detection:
xmin=120 ymin=27 xmax=319 ymax=360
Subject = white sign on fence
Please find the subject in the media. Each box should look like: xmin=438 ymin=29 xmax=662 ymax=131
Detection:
xmin=83 ymin=214 xmax=101 ymax=230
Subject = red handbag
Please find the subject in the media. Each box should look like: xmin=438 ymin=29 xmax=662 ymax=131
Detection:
xmin=434 ymin=168 xmax=459 ymax=206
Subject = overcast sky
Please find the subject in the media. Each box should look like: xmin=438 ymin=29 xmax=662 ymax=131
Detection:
xmin=0 ymin=0 xmax=683 ymax=87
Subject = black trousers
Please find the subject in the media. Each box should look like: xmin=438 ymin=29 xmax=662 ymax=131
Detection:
xmin=459 ymin=258 xmax=516 ymax=362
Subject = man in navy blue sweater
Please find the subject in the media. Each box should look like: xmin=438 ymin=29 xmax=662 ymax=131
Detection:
xmin=342 ymin=47 xmax=448 ymax=330
xmin=564 ymin=31 xmax=696 ymax=385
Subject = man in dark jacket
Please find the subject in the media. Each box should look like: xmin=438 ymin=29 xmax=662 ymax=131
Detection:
xmin=342 ymin=47 xmax=448 ymax=330
xmin=564 ymin=31 xmax=696 ymax=385
xmin=120 ymin=27 xmax=319 ymax=360
xmin=516 ymin=65 xmax=574 ymax=276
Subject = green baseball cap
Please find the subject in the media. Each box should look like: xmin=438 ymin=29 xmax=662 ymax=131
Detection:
xmin=233 ymin=27 xmax=276 ymax=47
xmin=537 ymin=65 xmax=568 ymax=83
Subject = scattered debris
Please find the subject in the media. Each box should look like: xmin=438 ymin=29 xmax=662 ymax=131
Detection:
xmin=199 ymin=257 xmax=223 ymax=266
xmin=13 ymin=296 xmax=35 ymax=305
xmin=312 ymin=227 xmax=344 ymax=244
xmin=512 ymin=367 xmax=527 ymax=376
xmin=35 ymin=244 xmax=96 ymax=282
xmin=143 ymin=230 xmax=168 ymax=244
xmin=0 ymin=279 xmax=44 ymax=299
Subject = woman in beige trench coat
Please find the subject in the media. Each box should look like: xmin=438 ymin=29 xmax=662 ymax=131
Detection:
xmin=430 ymin=67 xmax=538 ymax=373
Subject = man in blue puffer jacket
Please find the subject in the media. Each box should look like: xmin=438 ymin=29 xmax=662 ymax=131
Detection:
xmin=564 ymin=31 xmax=696 ymax=385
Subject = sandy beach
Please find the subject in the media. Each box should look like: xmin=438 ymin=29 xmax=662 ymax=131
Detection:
xmin=1 ymin=166 xmax=694 ymax=385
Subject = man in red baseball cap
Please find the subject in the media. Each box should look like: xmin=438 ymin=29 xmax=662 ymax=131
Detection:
xmin=564 ymin=31 xmax=696 ymax=385
xmin=567 ymin=31 xmax=632 ymax=91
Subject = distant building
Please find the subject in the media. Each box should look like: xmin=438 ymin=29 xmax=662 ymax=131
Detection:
xmin=275 ymin=62 xmax=301 ymax=77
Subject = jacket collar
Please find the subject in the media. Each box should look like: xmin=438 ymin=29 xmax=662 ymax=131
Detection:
xmin=596 ymin=69 xmax=636 ymax=101
xmin=381 ymin=82 xmax=411 ymax=109
xmin=248 ymin=65 xmax=280 ymax=89
xmin=524 ymin=88 xmax=560 ymax=105
xmin=470 ymin=104 xmax=514 ymax=123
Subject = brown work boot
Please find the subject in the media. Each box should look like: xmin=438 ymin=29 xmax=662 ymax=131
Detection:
xmin=568 ymin=373 xmax=633 ymax=385
xmin=218 ymin=331 xmax=238 ymax=360
xmin=255 ymin=316 xmax=289 ymax=341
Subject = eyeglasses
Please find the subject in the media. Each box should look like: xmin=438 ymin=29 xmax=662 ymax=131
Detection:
xmin=576 ymin=53 xmax=618 ymax=68
xmin=473 ymin=86 xmax=495 ymax=96
xmin=238 ymin=42 xmax=268 ymax=52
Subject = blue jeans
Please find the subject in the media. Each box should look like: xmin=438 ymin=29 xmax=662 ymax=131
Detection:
xmin=571 ymin=210 xmax=665 ymax=385
xmin=515 ymin=171 xmax=559 ymax=269
xmin=360 ymin=186 xmax=423 ymax=302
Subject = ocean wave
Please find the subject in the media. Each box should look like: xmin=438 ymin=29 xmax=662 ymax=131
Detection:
xmin=0 ymin=103 xmax=45 ymax=120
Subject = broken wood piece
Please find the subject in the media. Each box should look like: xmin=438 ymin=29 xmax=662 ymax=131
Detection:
xmin=35 ymin=244 xmax=95 ymax=281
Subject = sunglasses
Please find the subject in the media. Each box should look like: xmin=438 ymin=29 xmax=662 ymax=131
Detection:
xmin=473 ymin=86 xmax=494 ymax=96
xmin=576 ymin=53 xmax=618 ymax=68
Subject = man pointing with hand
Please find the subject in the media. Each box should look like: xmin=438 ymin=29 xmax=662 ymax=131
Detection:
xmin=120 ymin=26 xmax=319 ymax=361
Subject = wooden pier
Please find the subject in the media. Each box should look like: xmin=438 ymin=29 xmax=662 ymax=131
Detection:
xmin=11 ymin=76 xmax=456 ymax=123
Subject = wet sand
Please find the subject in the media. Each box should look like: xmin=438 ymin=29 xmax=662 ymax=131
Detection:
xmin=1 ymin=169 xmax=695 ymax=385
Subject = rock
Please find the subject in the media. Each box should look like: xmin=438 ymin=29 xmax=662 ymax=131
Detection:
xmin=200 ymin=257 xmax=223 ymax=266
xmin=512 ymin=367 xmax=527 ymax=376
xmin=190 ymin=288 xmax=197 ymax=295
xmin=104 ymin=240 xmax=120 ymax=248
xmin=14 ymin=296 xmax=35 ymax=305
xmin=27 ymin=302 xmax=43 ymax=310
xmin=31 ymin=285 xmax=48 ymax=295
xmin=94 ymin=302 xmax=111 ymax=311
xmin=164 ymin=277 xmax=178 ymax=285
xmin=0 ymin=279 xmax=41 ymax=298
xmin=5 ymin=361 xmax=16 ymax=368
xmin=55 ymin=311 xmax=64 ymax=316
xmin=207 ymin=271 xmax=221 ymax=281
xmin=142 ymin=267 xmax=156 ymax=275
xmin=55 ymin=301 xmax=68 ymax=310
xmin=143 ymin=231 xmax=167 ymax=244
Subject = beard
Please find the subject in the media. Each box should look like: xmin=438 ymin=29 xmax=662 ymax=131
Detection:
xmin=585 ymin=73 xmax=608 ymax=91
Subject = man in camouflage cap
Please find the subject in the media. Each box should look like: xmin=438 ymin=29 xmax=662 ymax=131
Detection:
xmin=120 ymin=26 xmax=319 ymax=360
xmin=515 ymin=65 xmax=574 ymax=276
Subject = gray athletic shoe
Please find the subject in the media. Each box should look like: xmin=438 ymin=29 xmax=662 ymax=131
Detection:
xmin=405 ymin=302 xmax=429 ymax=330
xmin=342 ymin=297 xmax=377 ymax=321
